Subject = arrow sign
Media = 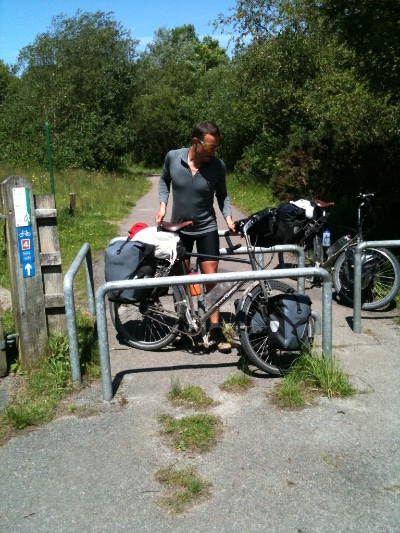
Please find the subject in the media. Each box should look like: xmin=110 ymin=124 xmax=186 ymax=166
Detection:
xmin=23 ymin=262 xmax=35 ymax=278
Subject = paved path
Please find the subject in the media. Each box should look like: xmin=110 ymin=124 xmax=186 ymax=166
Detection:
xmin=1 ymin=176 xmax=399 ymax=532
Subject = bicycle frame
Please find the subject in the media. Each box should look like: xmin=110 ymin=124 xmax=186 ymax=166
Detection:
xmin=300 ymin=193 xmax=376 ymax=270
xmin=178 ymin=228 xmax=278 ymax=339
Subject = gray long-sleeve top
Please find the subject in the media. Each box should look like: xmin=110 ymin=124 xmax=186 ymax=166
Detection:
xmin=158 ymin=148 xmax=232 ymax=235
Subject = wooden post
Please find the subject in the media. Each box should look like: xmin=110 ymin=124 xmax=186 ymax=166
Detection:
xmin=1 ymin=176 xmax=48 ymax=367
xmin=69 ymin=192 xmax=76 ymax=215
xmin=35 ymin=194 xmax=66 ymax=334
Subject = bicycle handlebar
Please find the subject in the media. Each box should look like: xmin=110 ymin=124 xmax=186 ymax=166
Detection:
xmin=357 ymin=191 xmax=379 ymax=200
xmin=220 ymin=230 xmax=242 ymax=251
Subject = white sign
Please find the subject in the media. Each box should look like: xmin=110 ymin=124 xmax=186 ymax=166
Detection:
xmin=12 ymin=187 xmax=32 ymax=227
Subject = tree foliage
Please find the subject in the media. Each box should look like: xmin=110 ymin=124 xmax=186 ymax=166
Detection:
xmin=1 ymin=10 xmax=139 ymax=170
xmin=0 ymin=5 xmax=398 ymax=235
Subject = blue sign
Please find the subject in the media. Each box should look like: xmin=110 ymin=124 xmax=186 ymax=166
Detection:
xmin=17 ymin=226 xmax=36 ymax=277
xmin=22 ymin=262 xmax=35 ymax=278
xmin=16 ymin=226 xmax=35 ymax=266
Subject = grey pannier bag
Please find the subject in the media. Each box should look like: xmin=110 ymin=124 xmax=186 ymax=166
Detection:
xmin=267 ymin=293 xmax=312 ymax=350
xmin=104 ymin=239 xmax=155 ymax=303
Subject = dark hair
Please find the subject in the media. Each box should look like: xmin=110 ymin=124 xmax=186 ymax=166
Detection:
xmin=191 ymin=121 xmax=220 ymax=140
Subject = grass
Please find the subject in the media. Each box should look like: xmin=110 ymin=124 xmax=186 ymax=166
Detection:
xmin=155 ymin=465 xmax=212 ymax=513
xmin=0 ymin=311 xmax=100 ymax=445
xmin=220 ymin=372 xmax=254 ymax=393
xmin=159 ymin=413 xmax=221 ymax=453
xmin=0 ymin=165 xmax=153 ymax=292
xmin=0 ymin=163 xmax=155 ymax=441
xmin=273 ymin=351 xmax=357 ymax=409
xmin=227 ymin=172 xmax=279 ymax=216
xmin=168 ymin=377 xmax=215 ymax=409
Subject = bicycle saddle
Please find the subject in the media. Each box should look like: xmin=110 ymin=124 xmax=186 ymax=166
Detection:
xmin=159 ymin=220 xmax=193 ymax=232
xmin=315 ymin=199 xmax=335 ymax=208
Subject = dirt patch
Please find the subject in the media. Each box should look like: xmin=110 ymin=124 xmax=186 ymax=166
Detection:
xmin=0 ymin=286 xmax=12 ymax=311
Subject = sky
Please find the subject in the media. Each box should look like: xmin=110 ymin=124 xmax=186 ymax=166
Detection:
xmin=0 ymin=0 xmax=238 ymax=67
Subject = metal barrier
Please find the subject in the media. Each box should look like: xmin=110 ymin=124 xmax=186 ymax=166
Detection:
xmin=63 ymin=243 xmax=95 ymax=385
xmin=110 ymin=234 xmax=306 ymax=293
xmin=353 ymin=240 xmax=400 ymax=333
xmin=96 ymin=267 xmax=331 ymax=401
xmin=64 ymin=236 xmax=304 ymax=388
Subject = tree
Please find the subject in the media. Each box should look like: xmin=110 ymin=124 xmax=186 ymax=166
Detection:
xmin=1 ymin=11 xmax=139 ymax=170
xmin=319 ymin=0 xmax=400 ymax=99
xmin=132 ymin=26 xmax=229 ymax=165
xmin=216 ymin=0 xmax=399 ymax=236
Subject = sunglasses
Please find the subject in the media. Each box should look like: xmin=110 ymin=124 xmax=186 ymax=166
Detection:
xmin=198 ymin=139 xmax=219 ymax=152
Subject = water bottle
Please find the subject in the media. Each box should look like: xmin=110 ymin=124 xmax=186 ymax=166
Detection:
xmin=327 ymin=235 xmax=351 ymax=257
xmin=188 ymin=269 xmax=202 ymax=296
xmin=322 ymin=229 xmax=331 ymax=247
xmin=204 ymin=282 xmax=234 ymax=308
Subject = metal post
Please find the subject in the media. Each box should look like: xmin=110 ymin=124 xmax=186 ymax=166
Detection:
xmin=63 ymin=243 xmax=95 ymax=385
xmin=353 ymin=240 xmax=400 ymax=333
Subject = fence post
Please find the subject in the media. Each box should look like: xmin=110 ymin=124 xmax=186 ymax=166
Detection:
xmin=1 ymin=176 xmax=48 ymax=367
xmin=35 ymin=194 xmax=66 ymax=334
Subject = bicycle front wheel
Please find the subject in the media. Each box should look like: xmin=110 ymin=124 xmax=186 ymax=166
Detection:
xmin=110 ymin=285 xmax=186 ymax=350
xmin=238 ymin=280 xmax=305 ymax=375
xmin=278 ymin=235 xmax=322 ymax=270
xmin=333 ymin=247 xmax=400 ymax=310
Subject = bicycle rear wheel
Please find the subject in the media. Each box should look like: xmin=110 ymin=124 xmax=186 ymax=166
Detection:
xmin=238 ymin=280 xmax=310 ymax=375
xmin=333 ymin=247 xmax=400 ymax=310
xmin=110 ymin=285 xmax=186 ymax=350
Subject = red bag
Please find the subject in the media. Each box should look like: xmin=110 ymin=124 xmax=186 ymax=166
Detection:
xmin=128 ymin=222 xmax=148 ymax=239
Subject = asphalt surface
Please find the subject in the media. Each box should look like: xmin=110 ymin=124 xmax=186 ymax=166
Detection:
xmin=1 ymin=175 xmax=399 ymax=533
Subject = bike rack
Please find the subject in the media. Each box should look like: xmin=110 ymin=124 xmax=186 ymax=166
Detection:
xmin=64 ymin=237 xmax=305 ymax=388
xmin=63 ymin=243 xmax=96 ymax=385
xmin=353 ymin=240 xmax=400 ymax=333
xmin=96 ymin=267 xmax=331 ymax=401
xmin=110 ymin=234 xmax=306 ymax=293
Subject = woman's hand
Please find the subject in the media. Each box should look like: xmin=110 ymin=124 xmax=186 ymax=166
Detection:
xmin=226 ymin=215 xmax=236 ymax=234
xmin=155 ymin=203 xmax=167 ymax=226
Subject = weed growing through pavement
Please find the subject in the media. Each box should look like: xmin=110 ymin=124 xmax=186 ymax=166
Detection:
xmin=159 ymin=413 xmax=221 ymax=453
xmin=168 ymin=377 xmax=215 ymax=409
xmin=273 ymin=351 xmax=357 ymax=408
xmin=221 ymin=320 xmax=236 ymax=346
xmin=155 ymin=465 xmax=212 ymax=513
xmin=220 ymin=372 xmax=254 ymax=393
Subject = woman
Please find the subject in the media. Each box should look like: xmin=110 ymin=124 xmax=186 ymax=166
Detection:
xmin=155 ymin=121 xmax=235 ymax=353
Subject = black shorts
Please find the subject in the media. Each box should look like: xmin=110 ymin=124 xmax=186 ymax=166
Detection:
xmin=179 ymin=230 xmax=220 ymax=263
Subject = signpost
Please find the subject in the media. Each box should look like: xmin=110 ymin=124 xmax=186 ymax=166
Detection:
xmin=1 ymin=176 xmax=48 ymax=366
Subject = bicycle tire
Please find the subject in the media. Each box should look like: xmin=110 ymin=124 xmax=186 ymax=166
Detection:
xmin=109 ymin=285 xmax=186 ymax=350
xmin=238 ymin=280 xmax=312 ymax=375
xmin=333 ymin=247 xmax=400 ymax=310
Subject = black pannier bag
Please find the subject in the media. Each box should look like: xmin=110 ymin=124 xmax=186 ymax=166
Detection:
xmin=267 ymin=293 xmax=312 ymax=351
xmin=246 ymin=203 xmax=307 ymax=247
xmin=248 ymin=207 xmax=277 ymax=247
xmin=273 ymin=202 xmax=307 ymax=244
xmin=104 ymin=239 xmax=155 ymax=303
